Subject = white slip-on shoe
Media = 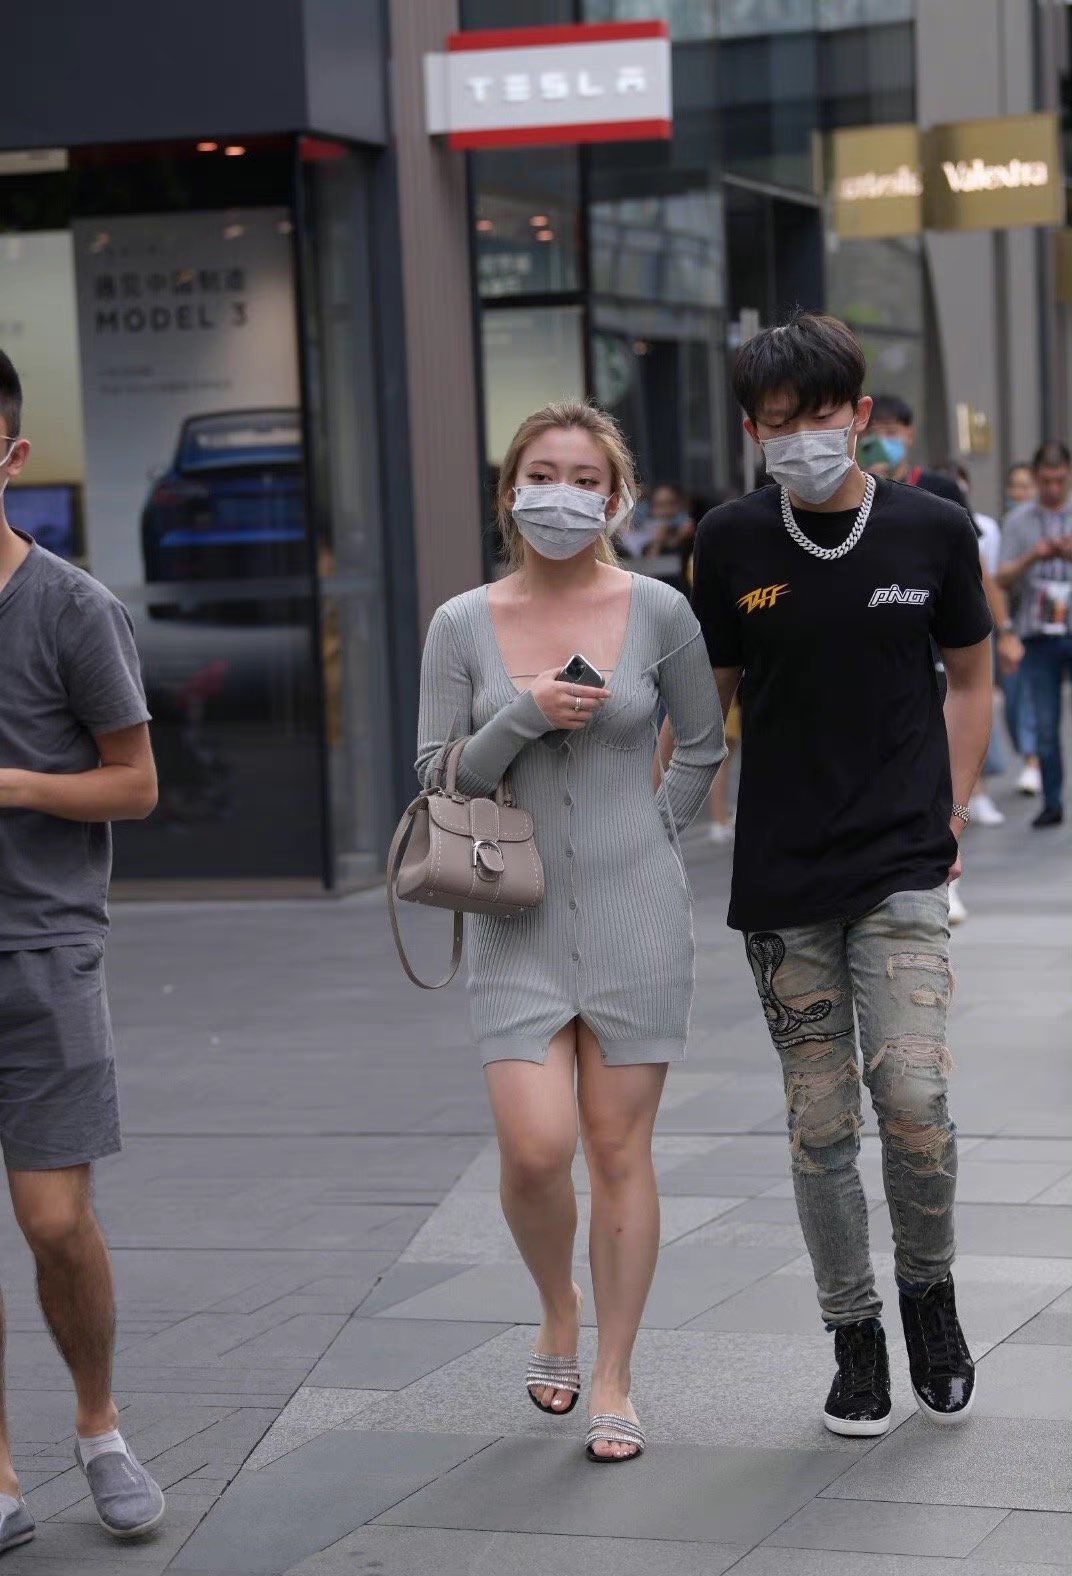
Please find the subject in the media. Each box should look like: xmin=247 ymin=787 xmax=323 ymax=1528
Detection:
xmin=968 ymin=792 xmax=1004 ymax=827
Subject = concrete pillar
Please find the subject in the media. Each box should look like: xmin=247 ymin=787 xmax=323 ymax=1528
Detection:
xmin=388 ymin=0 xmax=484 ymax=630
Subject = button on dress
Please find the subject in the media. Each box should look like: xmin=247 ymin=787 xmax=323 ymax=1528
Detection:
xmin=414 ymin=574 xmax=726 ymax=1065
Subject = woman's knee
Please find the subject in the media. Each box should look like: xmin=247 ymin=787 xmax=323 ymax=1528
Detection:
xmin=500 ymin=1133 xmax=575 ymax=1193
xmin=583 ymin=1123 xmax=651 ymax=1188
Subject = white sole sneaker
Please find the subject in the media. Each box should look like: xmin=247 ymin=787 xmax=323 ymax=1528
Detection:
xmin=911 ymin=1384 xmax=976 ymax=1427
xmin=822 ymin=1409 xmax=892 ymax=1437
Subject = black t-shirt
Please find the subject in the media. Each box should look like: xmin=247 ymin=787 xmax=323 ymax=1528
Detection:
xmin=691 ymin=478 xmax=993 ymax=933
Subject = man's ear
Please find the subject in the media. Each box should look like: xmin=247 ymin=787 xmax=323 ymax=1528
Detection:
xmin=743 ymin=416 xmax=762 ymax=448
xmin=854 ymin=396 xmax=874 ymax=431
xmin=5 ymin=438 xmax=31 ymax=480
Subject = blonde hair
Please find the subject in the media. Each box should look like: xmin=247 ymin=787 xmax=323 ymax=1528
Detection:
xmin=496 ymin=399 xmax=638 ymax=572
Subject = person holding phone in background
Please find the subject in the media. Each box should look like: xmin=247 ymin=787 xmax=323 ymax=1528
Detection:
xmin=414 ymin=399 xmax=724 ymax=1463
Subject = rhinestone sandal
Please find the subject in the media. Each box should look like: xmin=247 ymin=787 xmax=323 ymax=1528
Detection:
xmin=526 ymin=1352 xmax=581 ymax=1414
xmin=585 ymin=1411 xmax=646 ymax=1462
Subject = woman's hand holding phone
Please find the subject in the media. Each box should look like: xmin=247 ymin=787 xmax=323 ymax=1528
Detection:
xmin=529 ymin=669 xmax=611 ymax=730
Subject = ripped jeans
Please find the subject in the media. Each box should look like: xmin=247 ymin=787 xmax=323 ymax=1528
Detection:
xmin=746 ymin=886 xmax=956 ymax=1328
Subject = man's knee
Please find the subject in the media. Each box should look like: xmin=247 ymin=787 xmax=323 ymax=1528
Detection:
xmin=13 ymin=1181 xmax=97 ymax=1259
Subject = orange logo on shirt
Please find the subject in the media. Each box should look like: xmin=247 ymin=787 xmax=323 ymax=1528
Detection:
xmin=737 ymin=582 xmax=791 ymax=614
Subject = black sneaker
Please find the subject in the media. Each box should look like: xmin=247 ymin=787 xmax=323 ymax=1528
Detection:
xmin=823 ymin=1318 xmax=892 ymax=1437
xmin=1032 ymin=806 xmax=1063 ymax=828
xmin=899 ymin=1275 xmax=975 ymax=1425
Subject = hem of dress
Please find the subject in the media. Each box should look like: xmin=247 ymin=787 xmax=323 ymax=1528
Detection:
xmin=479 ymin=1031 xmax=685 ymax=1067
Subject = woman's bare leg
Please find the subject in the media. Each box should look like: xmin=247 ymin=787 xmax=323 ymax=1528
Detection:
xmin=577 ymin=1024 xmax=667 ymax=1458
xmin=485 ymin=1024 xmax=582 ymax=1411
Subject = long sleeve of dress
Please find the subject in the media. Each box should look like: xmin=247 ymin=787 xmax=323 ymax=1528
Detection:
xmin=414 ymin=602 xmax=554 ymax=796
xmin=653 ymin=600 xmax=727 ymax=836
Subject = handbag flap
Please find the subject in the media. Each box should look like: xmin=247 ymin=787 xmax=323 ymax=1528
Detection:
xmin=427 ymin=792 xmax=534 ymax=842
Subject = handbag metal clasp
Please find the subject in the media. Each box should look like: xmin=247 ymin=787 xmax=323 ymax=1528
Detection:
xmin=472 ymin=838 xmax=504 ymax=878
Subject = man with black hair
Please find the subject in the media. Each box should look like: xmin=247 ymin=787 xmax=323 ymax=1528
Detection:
xmin=997 ymin=440 xmax=1072 ymax=827
xmin=677 ymin=312 xmax=993 ymax=1438
xmin=0 ymin=349 xmax=165 ymax=1550
xmin=867 ymin=393 xmax=967 ymax=506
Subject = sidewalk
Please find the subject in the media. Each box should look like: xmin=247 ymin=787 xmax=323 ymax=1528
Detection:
xmin=1 ymin=780 xmax=1069 ymax=1575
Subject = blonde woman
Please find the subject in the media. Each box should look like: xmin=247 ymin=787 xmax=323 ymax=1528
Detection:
xmin=415 ymin=401 xmax=724 ymax=1462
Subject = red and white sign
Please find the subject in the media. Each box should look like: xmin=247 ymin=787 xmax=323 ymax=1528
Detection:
xmin=424 ymin=21 xmax=672 ymax=150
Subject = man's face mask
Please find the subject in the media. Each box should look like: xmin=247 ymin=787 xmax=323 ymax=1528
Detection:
xmin=759 ymin=418 xmax=859 ymax=505
xmin=512 ymin=481 xmax=633 ymax=560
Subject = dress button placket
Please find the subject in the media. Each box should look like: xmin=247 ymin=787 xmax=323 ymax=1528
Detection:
xmin=564 ymin=741 xmax=581 ymax=988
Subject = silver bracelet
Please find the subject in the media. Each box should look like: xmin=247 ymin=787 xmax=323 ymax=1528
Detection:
xmin=951 ymin=802 xmax=971 ymax=825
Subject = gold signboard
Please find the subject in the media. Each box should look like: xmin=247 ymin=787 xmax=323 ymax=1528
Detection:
xmin=828 ymin=112 xmax=1064 ymax=238
xmin=829 ymin=124 xmax=923 ymax=239
xmin=924 ymin=112 xmax=1064 ymax=233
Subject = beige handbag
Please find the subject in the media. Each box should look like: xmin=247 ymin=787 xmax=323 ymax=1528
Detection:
xmin=387 ymin=738 xmax=545 ymax=989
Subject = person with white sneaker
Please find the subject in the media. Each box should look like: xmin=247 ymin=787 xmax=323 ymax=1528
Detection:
xmin=0 ymin=350 xmax=165 ymax=1551
xmin=671 ymin=313 xmax=990 ymax=1437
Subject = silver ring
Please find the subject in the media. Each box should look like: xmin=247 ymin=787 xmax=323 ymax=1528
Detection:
xmin=574 ymin=696 xmax=581 ymax=712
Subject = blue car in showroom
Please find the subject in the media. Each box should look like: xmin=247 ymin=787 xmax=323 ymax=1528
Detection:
xmin=141 ymin=409 xmax=306 ymax=588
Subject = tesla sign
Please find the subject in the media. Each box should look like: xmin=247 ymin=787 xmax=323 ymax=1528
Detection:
xmin=424 ymin=21 xmax=672 ymax=150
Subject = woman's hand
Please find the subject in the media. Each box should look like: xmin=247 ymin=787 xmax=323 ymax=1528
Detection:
xmin=529 ymin=670 xmax=611 ymax=730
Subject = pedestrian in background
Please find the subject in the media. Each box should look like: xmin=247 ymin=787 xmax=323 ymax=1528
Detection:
xmin=1000 ymin=462 xmax=1043 ymax=797
xmin=997 ymin=440 xmax=1072 ymax=827
xmin=678 ymin=312 xmax=992 ymax=1438
xmin=414 ymin=400 xmax=724 ymax=1463
xmin=0 ymin=350 xmax=166 ymax=1553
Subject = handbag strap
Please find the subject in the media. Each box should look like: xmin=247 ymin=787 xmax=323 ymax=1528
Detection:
xmin=442 ymin=737 xmax=515 ymax=807
xmin=386 ymin=796 xmax=464 ymax=990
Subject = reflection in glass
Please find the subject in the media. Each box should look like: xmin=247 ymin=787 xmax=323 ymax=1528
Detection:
xmin=482 ymin=306 xmax=586 ymax=466
xmin=472 ymin=149 xmax=580 ymax=298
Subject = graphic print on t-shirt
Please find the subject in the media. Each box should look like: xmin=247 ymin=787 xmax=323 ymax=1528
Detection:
xmin=690 ymin=478 xmax=993 ymax=933
xmin=737 ymin=582 xmax=791 ymax=614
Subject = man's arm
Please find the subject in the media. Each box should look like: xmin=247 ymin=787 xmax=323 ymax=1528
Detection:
xmin=656 ymin=667 xmax=742 ymax=778
xmin=941 ymin=638 xmax=993 ymax=880
xmin=996 ymin=536 xmax=1050 ymax=591
xmin=0 ymin=723 xmax=158 ymax=821
xmin=980 ymin=565 xmax=1023 ymax=674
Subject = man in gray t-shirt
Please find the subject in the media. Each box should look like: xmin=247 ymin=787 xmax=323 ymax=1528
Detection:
xmin=0 ymin=349 xmax=165 ymax=1551
xmin=997 ymin=441 xmax=1072 ymax=827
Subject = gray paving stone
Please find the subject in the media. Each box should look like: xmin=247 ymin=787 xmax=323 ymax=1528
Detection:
xmin=970 ymin=1511 xmax=1072 ymax=1566
xmin=724 ymin=1550 xmax=1065 ymax=1576
xmin=305 ymin=1317 xmax=510 ymax=1391
xmin=973 ymin=1342 xmax=1072 ymax=1418
xmin=822 ymin=1416 xmax=1072 ymax=1510
xmin=381 ymin=1243 xmax=801 ymax=1329
xmin=1007 ymin=1288 xmax=1072 ymax=1346
xmin=762 ymin=1500 xmax=1009 ymax=1556
xmin=952 ymin=1204 xmax=1072 ymax=1254
xmin=287 ymin=1526 xmax=745 ymax=1576
xmin=352 ymin=1325 xmax=910 ymax=1451
xmin=170 ymin=1430 xmax=496 ymax=1574
xmin=375 ymin=1436 xmax=849 ymax=1542
xmin=355 ymin=1262 xmax=472 ymax=1315
xmin=244 ymin=1388 xmax=389 ymax=1472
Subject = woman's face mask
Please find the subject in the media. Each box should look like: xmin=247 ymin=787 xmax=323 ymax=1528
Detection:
xmin=512 ymin=481 xmax=632 ymax=560
xmin=760 ymin=417 xmax=859 ymax=505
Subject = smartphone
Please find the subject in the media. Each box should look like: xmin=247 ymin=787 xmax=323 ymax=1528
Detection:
xmin=558 ymin=652 xmax=605 ymax=688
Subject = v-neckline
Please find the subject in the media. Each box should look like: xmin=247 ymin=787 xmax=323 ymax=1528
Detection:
xmin=482 ymin=572 xmax=640 ymax=694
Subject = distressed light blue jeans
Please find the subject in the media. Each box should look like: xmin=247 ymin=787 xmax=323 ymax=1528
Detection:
xmin=746 ymin=887 xmax=956 ymax=1328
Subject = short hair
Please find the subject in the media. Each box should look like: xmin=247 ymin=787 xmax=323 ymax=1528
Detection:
xmin=870 ymin=393 xmax=914 ymax=427
xmin=1032 ymin=440 xmax=1071 ymax=471
xmin=731 ymin=310 xmax=866 ymax=423
xmin=0 ymin=348 xmax=22 ymax=439
xmin=1006 ymin=460 xmax=1032 ymax=479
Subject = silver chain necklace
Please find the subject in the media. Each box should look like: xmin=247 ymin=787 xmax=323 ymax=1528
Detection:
xmin=779 ymin=473 xmax=876 ymax=561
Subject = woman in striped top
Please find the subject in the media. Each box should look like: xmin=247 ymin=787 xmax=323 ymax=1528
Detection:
xmin=415 ymin=401 xmax=725 ymax=1461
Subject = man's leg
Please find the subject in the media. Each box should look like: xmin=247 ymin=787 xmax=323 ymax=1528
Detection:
xmin=744 ymin=923 xmax=877 ymax=1326
xmin=7 ymin=1166 xmax=117 ymax=1437
xmin=848 ymin=886 xmax=975 ymax=1422
xmin=1024 ymin=637 xmax=1064 ymax=811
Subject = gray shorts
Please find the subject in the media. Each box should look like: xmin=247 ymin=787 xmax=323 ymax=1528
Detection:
xmin=0 ymin=941 xmax=121 ymax=1171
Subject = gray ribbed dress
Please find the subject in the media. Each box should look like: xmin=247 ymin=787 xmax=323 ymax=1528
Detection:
xmin=414 ymin=572 xmax=726 ymax=1065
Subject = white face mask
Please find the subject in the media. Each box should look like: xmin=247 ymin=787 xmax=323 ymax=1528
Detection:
xmin=760 ymin=418 xmax=858 ymax=505
xmin=512 ymin=481 xmax=632 ymax=561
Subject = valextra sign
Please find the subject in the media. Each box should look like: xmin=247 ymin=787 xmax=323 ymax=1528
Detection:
xmin=424 ymin=21 xmax=672 ymax=150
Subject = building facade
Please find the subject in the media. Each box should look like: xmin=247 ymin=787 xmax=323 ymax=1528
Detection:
xmin=1 ymin=0 xmax=1069 ymax=893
